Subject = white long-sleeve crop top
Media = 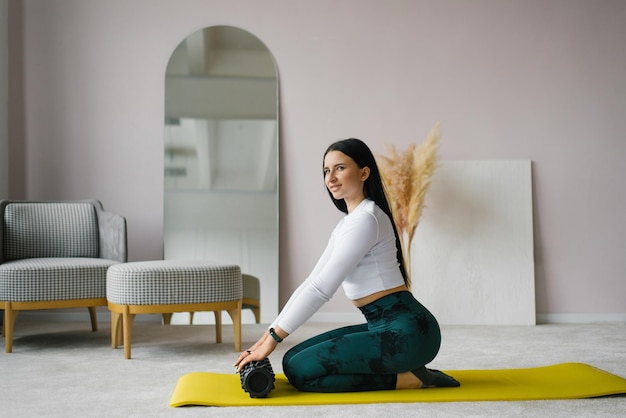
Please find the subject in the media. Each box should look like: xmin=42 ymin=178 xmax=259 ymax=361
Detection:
xmin=269 ymin=198 xmax=405 ymax=334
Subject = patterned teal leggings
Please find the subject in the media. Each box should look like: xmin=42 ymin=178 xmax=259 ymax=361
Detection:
xmin=282 ymin=291 xmax=441 ymax=392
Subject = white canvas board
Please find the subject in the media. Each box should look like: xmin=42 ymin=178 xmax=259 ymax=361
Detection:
xmin=411 ymin=160 xmax=535 ymax=325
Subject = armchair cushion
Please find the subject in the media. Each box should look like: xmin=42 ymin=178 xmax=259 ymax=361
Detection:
xmin=0 ymin=258 xmax=118 ymax=302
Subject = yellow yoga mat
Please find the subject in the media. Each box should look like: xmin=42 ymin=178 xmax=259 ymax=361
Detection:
xmin=170 ymin=362 xmax=626 ymax=407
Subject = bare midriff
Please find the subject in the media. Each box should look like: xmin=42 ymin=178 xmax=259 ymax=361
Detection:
xmin=351 ymin=284 xmax=409 ymax=308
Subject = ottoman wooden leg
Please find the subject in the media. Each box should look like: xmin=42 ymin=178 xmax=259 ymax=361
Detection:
xmin=226 ymin=304 xmax=242 ymax=352
xmin=251 ymin=306 xmax=261 ymax=324
xmin=213 ymin=311 xmax=222 ymax=344
xmin=123 ymin=305 xmax=135 ymax=359
xmin=111 ymin=311 xmax=123 ymax=348
xmin=88 ymin=307 xmax=98 ymax=332
xmin=162 ymin=313 xmax=173 ymax=325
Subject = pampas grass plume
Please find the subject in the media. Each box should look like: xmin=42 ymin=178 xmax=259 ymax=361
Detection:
xmin=377 ymin=122 xmax=440 ymax=288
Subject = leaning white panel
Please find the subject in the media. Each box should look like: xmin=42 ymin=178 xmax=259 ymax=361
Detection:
xmin=411 ymin=160 xmax=535 ymax=325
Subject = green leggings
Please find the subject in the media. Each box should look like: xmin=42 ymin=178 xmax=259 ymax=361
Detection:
xmin=282 ymin=291 xmax=441 ymax=392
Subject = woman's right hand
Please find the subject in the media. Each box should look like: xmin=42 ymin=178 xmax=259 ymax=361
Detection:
xmin=233 ymin=331 xmax=274 ymax=372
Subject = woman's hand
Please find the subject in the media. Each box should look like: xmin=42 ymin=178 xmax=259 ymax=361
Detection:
xmin=233 ymin=328 xmax=286 ymax=372
xmin=233 ymin=331 xmax=276 ymax=373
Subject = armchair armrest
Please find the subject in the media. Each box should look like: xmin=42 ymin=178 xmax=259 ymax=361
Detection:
xmin=0 ymin=200 xmax=10 ymax=264
xmin=97 ymin=209 xmax=128 ymax=263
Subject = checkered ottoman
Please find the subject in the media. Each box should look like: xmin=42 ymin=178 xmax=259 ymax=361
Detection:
xmin=106 ymin=260 xmax=242 ymax=359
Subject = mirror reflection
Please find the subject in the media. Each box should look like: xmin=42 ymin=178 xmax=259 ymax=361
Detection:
xmin=164 ymin=26 xmax=279 ymax=323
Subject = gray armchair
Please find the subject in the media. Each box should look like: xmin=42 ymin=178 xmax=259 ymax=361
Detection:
xmin=0 ymin=199 xmax=127 ymax=353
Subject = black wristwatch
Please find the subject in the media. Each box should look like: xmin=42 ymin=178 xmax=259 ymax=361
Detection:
xmin=269 ymin=327 xmax=283 ymax=343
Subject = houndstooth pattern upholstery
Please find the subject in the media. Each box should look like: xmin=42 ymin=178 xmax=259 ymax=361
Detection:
xmin=106 ymin=260 xmax=242 ymax=305
xmin=1 ymin=200 xmax=128 ymax=353
xmin=2 ymin=203 xmax=99 ymax=261
xmin=0 ymin=258 xmax=118 ymax=301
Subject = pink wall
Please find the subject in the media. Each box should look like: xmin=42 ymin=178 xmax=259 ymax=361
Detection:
xmin=0 ymin=1 xmax=7 ymax=199
xmin=8 ymin=0 xmax=626 ymax=320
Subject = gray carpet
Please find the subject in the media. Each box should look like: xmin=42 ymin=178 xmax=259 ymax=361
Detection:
xmin=1 ymin=314 xmax=625 ymax=417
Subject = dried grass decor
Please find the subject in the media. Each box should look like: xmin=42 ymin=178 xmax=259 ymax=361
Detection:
xmin=377 ymin=122 xmax=440 ymax=289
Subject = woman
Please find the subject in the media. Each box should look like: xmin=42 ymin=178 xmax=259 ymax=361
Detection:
xmin=234 ymin=138 xmax=459 ymax=392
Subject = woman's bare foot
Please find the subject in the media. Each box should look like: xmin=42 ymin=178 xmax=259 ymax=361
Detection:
xmin=396 ymin=367 xmax=460 ymax=389
xmin=396 ymin=371 xmax=425 ymax=389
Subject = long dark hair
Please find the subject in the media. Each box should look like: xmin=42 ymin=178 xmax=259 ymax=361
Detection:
xmin=323 ymin=138 xmax=408 ymax=284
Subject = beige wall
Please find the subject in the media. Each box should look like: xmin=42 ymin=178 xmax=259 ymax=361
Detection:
xmin=7 ymin=0 xmax=626 ymax=321
xmin=0 ymin=0 xmax=7 ymax=199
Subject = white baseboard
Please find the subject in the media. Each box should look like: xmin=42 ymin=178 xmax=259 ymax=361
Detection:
xmin=536 ymin=313 xmax=626 ymax=324
xmin=311 ymin=312 xmax=626 ymax=325
xmin=6 ymin=309 xmax=626 ymax=325
xmin=10 ymin=310 xmax=363 ymax=325
xmin=10 ymin=307 xmax=260 ymax=325
xmin=15 ymin=307 xmax=161 ymax=323
xmin=305 ymin=312 xmax=626 ymax=325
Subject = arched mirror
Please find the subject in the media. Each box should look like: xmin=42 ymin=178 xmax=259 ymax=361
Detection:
xmin=164 ymin=26 xmax=279 ymax=324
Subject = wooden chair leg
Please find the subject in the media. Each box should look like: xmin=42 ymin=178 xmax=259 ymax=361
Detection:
xmin=88 ymin=307 xmax=98 ymax=331
xmin=226 ymin=305 xmax=242 ymax=352
xmin=213 ymin=311 xmax=222 ymax=344
xmin=4 ymin=303 xmax=17 ymax=353
xmin=122 ymin=305 xmax=135 ymax=359
xmin=189 ymin=312 xmax=194 ymax=324
xmin=111 ymin=311 xmax=123 ymax=348
xmin=162 ymin=313 xmax=173 ymax=325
